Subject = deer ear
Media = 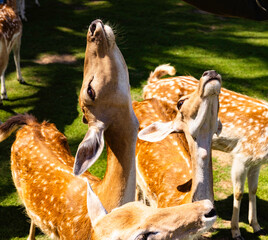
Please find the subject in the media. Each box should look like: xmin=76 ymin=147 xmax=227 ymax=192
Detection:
xmin=138 ymin=121 xmax=174 ymax=142
xmin=74 ymin=128 xmax=105 ymax=176
xmin=87 ymin=179 xmax=107 ymax=228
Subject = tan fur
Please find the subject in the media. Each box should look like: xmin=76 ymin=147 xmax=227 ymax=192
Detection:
xmin=134 ymin=99 xmax=192 ymax=207
xmin=135 ymin=69 xmax=221 ymax=207
xmin=0 ymin=20 xmax=138 ymax=240
xmin=91 ymin=200 xmax=216 ymax=240
xmin=143 ymin=64 xmax=268 ymax=238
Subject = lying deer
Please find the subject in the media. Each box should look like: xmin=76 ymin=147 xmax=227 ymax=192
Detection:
xmin=0 ymin=19 xmax=139 ymax=239
xmin=134 ymin=70 xmax=222 ymax=210
xmin=87 ymin=178 xmax=217 ymax=240
xmin=0 ymin=0 xmax=24 ymax=105
xmin=143 ymin=64 xmax=268 ymax=240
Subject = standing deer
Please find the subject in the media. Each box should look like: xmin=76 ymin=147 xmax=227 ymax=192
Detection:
xmin=0 ymin=0 xmax=24 ymax=105
xmin=0 ymin=19 xmax=139 ymax=239
xmin=143 ymin=64 xmax=268 ymax=240
xmin=134 ymin=70 xmax=222 ymax=210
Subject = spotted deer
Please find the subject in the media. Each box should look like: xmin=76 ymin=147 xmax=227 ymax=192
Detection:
xmin=0 ymin=114 xmax=217 ymax=240
xmin=0 ymin=0 xmax=24 ymax=105
xmin=134 ymin=70 xmax=221 ymax=211
xmin=0 ymin=20 xmax=139 ymax=239
xmin=143 ymin=64 xmax=268 ymax=240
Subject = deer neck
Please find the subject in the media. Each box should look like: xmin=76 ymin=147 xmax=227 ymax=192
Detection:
xmin=96 ymin=110 xmax=138 ymax=211
xmin=187 ymin=97 xmax=218 ymax=203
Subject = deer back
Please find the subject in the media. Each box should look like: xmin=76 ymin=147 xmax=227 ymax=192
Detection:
xmin=11 ymin=119 xmax=99 ymax=239
xmin=133 ymin=98 xmax=192 ymax=207
xmin=0 ymin=2 xmax=22 ymax=52
xmin=144 ymin=73 xmax=268 ymax=163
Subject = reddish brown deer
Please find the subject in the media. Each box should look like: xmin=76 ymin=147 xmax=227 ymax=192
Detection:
xmin=143 ymin=64 xmax=268 ymax=240
xmin=0 ymin=19 xmax=139 ymax=239
xmin=0 ymin=114 xmax=217 ymax=240
xmin=0 ymin=0 xmax=24 ymax=105
xmin=134 ymin=70 xmax=221 ymax=210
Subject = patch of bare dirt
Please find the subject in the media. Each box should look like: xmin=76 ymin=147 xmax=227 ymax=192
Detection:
xmin=34 ymin=54 xmax=77 ymax=65
xmin=212 ymin=150 xmax=232 ymax=167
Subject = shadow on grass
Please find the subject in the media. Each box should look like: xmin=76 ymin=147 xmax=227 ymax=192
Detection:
xmin=0 ymin=205 xmax=30 ymax=239
xmin=0 ymin=205 xmax=46 ymax=240
xmin=2 ymin=0 xmax=267 ymax=128
xmin=213 ymin=194 xmax=268 ymax=239
xmin=0 ymin=0 xmax=267 ymax=239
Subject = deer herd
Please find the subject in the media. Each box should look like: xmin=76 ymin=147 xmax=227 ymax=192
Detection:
xmin=0 ymin=1 xmax=267 ymax=240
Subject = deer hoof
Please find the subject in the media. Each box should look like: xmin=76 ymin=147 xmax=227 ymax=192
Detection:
xmin=18 ymin=78 xmax=26 ymax=84
xmin=233 ymin=236 xmax=245 ymax=240
xmin=254 ymin=229 xmax=267 ymax=236
xmin=1 ymin=94 xmax=8 ymax=100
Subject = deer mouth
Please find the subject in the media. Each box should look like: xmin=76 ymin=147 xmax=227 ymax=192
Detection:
xmin=88 ymin=20 xmax=115 ymax=50
xmin=201 ymin=71 xmax=222 ymax=97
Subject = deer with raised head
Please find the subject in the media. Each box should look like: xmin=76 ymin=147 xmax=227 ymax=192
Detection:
xmin=143 ymin=64 xmax=268 ymax=240
xmin=0 ymin=114 xmax=217 ymax=240
xmin=0 ymin=19 xmax=139 ymax=239
xmin=134 ymin=70 xmax=222 ymax=211
xmin=0 ymin=0 xmax=24 ymax=105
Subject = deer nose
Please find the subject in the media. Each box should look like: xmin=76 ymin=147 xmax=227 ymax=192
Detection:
xmin=204 ymin=208 xmax=217 ymax=218
xmin=202 ymin=70 xmax=218 ymax=78
xmin=90 ymin=19 xmax=103 ymax=35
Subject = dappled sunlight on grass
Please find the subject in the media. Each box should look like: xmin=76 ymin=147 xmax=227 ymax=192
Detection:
xmin=0 ymin=0 xmax=267 ymax=239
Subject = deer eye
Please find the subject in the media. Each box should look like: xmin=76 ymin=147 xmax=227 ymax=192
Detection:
xmin=135 ymin=232 xmax=158 ymax=240
xmin=87 ymin=85 xmax=95 ymax=101
xmin=177 ymin=99 xmax=186 ymax=110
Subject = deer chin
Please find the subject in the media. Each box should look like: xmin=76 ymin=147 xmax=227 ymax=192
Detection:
xmin=203 ymin=79 xmax=221 ymax=97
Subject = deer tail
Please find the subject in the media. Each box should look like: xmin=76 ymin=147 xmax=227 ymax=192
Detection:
xmin=147 ymin=64 xmax=176 ymax=84
xmin=0 ymin=114 xmax=37 ymax=142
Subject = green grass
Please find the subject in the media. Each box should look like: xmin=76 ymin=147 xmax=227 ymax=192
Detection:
xmin=0 ymin=0 xmax=267 ymax=239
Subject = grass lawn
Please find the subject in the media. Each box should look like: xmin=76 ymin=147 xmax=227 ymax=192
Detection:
xmin=0 ymin=0 xmax=267 ymax=239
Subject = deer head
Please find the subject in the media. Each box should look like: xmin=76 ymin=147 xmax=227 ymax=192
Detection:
xmin=74 ymin=19 xmax=138 ymax=176
xmin=139 ymin=70 xmax=222 ymax=202
xmin=87 ymin=180 xmax=217 ymax=240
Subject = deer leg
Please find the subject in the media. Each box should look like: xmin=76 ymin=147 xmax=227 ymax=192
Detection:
xmin=0 ymin=40 xmax=8 ymax=102
xmin=27 ymin=220 xmax=36 ymax=240
xmin=1 ymin=70 xmax=8 ymax=101
xmin=231 ymin=158 xmax=247 ymax=240
xmin=13 ymin=37 xmax=25 ymax=84
xmin=247 ymin=165 xmax=266 ymax=236
xmin=35 ymin=0 xmax=40 ymax=6
xmin=20 ymin=0 xmax=27 ymax=21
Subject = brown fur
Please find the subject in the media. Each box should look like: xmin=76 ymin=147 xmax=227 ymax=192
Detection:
xmin=90 ymin=200 xmax=216 ymax=240
xmin=0 ymin=0 xmax=23 ymax=103
xmin=134 ymin=99 xmax=192 ymax=207
xmin=135 ymin=69 xmax=221 ymax=208
xmin=143 ymin=64 xmax=268 ymax=238
xmin=0 ymin=20 xmax=138 ymax=240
